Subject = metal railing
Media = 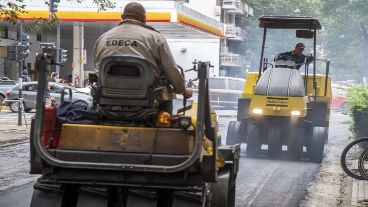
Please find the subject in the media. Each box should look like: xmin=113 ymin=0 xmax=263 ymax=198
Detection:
xmin=222 ymin=0 xmax=244 ymax=15
xmin=0 ymin=99 xmax=28 ymax=127
xmin=225 ymin=24 xmax=245 ymax=41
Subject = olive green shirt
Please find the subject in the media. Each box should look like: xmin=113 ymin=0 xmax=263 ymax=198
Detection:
xmin=93 ymin=19 xmax=185 ymax=100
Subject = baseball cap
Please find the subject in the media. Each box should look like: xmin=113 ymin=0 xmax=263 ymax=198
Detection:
xmin=295 ymin=43 xmax=305 ymax=48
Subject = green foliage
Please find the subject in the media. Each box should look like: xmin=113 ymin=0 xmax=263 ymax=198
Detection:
xmin=244 ymin=0 xmax=324 ymax=71
xmin=347 ymin=85 xmax=368 ymax=138
xmin=24 ymin=13 xmax=59 ymax=32
xmin=347 ymin=85 xmax=368 ymax=113
xmin=0 ymin=0 xmax=26 ymax=24
xmin=245 ymin=0 xmax=368 ymax=81
xmin=0 ymin=0 xmax=115 ymax=32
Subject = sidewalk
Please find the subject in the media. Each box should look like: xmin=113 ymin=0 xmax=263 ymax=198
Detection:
xmin=0 ymin=111 xmax=32 ymax=146
xmin=352 ymin=179 xmax=368 ymax=206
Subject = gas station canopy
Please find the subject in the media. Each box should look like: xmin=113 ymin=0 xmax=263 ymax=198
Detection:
xmin=11 ymin=0 xmax=224 ymax=38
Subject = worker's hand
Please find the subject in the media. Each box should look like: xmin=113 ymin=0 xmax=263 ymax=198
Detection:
xmin=183 ymin=88 xmax=193 ymax=99
xmin=306 ymin=54 xmax=314 ymax=64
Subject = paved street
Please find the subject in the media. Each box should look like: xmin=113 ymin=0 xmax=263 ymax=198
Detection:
xmin=0 ymin=111 xmax=32 ymax=144
xmin=218 ymin=112 xmax=351 ymax=207
xmin=0 ymin=0 xmax=363 ymax=206
xmin=0 ymin=110 xmax=352 ymax=207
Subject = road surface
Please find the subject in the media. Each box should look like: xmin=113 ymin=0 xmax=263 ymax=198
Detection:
xmin=0 ymin=111 xmax=350 ymax=206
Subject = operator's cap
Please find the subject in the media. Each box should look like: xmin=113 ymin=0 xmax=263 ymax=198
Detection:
xmin=122 ymin=2 xmax=146 ymax=23
xmin=295 ymin=43 xmax=305 ymax=49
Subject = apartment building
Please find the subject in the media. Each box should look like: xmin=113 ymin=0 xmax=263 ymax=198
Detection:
xmin=220 ymin=0 xmax=253 ymax=78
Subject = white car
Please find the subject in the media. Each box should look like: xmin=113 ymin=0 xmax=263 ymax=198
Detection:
xmin=190 ymin=77 xmax=245 ymax=111
xmin=5 ymin=82 xmax=93 ymax=112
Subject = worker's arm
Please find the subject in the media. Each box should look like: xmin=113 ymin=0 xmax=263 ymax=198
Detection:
xmin=157 ymin=41 xmax=186 ymax=95
xmin=276 ymin=52 xmax=292 ymax=61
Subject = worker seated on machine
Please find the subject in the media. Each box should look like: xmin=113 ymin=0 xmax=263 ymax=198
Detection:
xmin=92 ymin=2 xmax=192 ymax=121
xmin=275 ymin=42 xmax=313 ymax=70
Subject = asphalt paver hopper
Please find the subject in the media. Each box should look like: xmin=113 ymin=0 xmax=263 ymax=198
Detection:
xmin=29 ymin=51 xmax=240 ymax=207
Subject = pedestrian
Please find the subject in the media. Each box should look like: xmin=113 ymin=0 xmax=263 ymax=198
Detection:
xmin=74 ymin=74 xmax=80 ymax=88
xmin=22 ymin=70 xmax=31 ymax=82
xmin=50 ymin=72 xmax=58 ymax=82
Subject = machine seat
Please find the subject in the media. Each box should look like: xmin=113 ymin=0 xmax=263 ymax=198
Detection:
xmin=95 ymin=55 xmax=161 ymax=120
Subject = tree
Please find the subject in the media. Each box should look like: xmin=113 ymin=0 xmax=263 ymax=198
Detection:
xmin=245 ymin=0 xmax=368 ymax=81
xmin=244 ymin=0 xmax=323 ymax=71
xmin=319 ymin=0 xmax=368 ymax=81
xmin=0 ymin=0 xmax=115 ymax=31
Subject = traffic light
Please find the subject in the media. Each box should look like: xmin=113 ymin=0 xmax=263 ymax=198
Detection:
xmin=21 ymin=32 xmax=30 ymax=42
xmin=7 ymin=45 xmax=18 ymax=60
xmin=60 ymin=49 xmax=68 ymax=63
xmin=7 ymin=43 xmax=30 ymax=61
xmin=20 ymin=32 xmax=30 ymax=58
xmin=49 ymin=0 xmax=61 ymax=12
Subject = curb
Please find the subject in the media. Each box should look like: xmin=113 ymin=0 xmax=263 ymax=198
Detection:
xmin=352 ymin=179 xmax=368 ymax=206
xmin=0 ymin=136 xmax=29 ymax=148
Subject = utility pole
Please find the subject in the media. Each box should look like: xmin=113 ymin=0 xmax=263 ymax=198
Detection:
xmin=7 ymin=26 xmax=30 ymax=126
xmin=17 ymin=24 xmax=22 ymax=126
xmin=56 ymin=23 xmax=60 ymax=75
xmin=6 ymin=25 xmax=31 ymax=126
xmin=49 ymin=0 xmax=61 ymax=77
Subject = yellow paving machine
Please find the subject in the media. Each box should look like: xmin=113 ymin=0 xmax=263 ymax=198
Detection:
xmin=226 ymin=16 xmax=331 ymax=162
xmin=29 ymin=51 xmax=240 ymax=206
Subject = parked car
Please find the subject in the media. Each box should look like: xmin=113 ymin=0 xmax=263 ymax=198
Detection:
xmin=74 ymin=86 xmax=91 ymax=94
xmin=4 ymin=82 xmax=93 ymax=112
xmin=0 ymin=79 xmax=16 ymax=103
xmin=331 ymin=84 xmax=349 ymax=112
xmin=209 ymin=77 xmax=245 ymax=111
xmin=0 ymin=77 xmax=11 ymax=81
xmin=190 ymin=77 xmax=245 ymax=111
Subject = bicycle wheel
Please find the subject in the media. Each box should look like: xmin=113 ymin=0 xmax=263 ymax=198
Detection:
xmin=358 ymin=148 xmax=368 ymax=180
xmin=341 ymin=137 xmax=368 ymax=180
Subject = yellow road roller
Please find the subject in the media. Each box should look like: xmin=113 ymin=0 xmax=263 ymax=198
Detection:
xmin=226 ymin=16 xmax=331 ymax=162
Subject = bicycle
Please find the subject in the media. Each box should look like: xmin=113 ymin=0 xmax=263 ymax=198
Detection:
xmin=341 ymin=137 xmax=368 ymax=180
xmin=358 ymin=147 xmax=368 ymax=180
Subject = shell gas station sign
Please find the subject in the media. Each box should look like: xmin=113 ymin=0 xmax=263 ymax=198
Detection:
xmin=3 ymin=0 xmax=223 ymax=37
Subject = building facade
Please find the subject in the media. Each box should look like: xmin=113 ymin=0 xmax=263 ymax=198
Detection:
xmin=0 ymin=0 xmax=253 ymax=82
xmin=0 ymin=0 xmax=224 ymax=83
xmin=220 ymin=0 xmax=253 ymax=78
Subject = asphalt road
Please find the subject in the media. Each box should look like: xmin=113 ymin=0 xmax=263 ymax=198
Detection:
xmin=0 ymin=142 xmax=38 ymax=207
xmin=218 ymin=116 xmax=320 ymax=207
xmin=0 ymin=111 xmax=348 ymax=207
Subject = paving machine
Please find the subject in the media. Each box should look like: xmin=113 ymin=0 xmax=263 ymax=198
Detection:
xmin=29 ymin=51 xmax=240 ymax=206
xmin=226 ymin=16 xmax=331 ymax=162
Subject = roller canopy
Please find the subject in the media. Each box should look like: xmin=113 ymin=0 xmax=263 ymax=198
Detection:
xmin=259 ymin=16 xmax=322 ymax=30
